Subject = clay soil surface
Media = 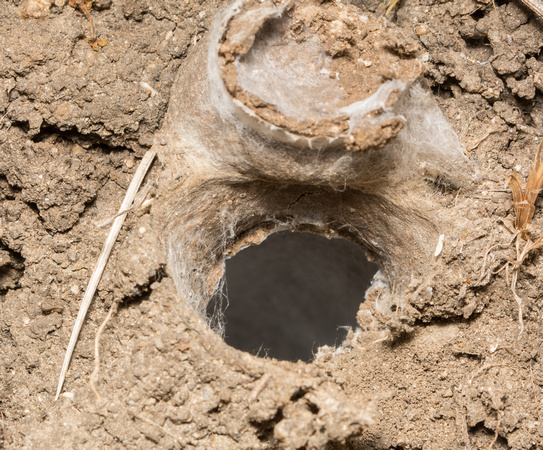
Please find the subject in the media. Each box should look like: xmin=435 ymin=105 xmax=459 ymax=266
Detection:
xmin=2 ymin=0 xmax=543 ymax=448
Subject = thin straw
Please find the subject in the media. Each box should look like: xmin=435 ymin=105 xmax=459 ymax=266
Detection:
xmin=55 ymin=150 xmax=156 ymax=400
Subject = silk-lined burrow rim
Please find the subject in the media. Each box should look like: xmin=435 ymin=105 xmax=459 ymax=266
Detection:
xmin=154 ymin=0 xmax=472 ymax=338
xmin=216 ymin=0 xmax=425 ymax=151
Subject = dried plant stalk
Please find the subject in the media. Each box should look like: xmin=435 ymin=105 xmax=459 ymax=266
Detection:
xmin=385 ymin=0 xmax=401 ymax=15
xmin=55 ymin=150 xmax=156 ymax=400
xmin=495 ymin=141 xmax=543 ymax=336
xmin=507 ymin=141 xmax=543 ymax=236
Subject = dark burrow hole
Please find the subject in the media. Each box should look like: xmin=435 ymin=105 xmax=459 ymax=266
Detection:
xmin=210 ymin=232 xmax=379 ymax=362
xmin=470 ymin=7 xmax=486 ymax=20
xmin=0 ymin=244 xmax=25 ymax=293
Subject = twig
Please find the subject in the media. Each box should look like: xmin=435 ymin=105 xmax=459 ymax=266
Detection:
xmin=510 ymin=269 xmax=524 ymax=337
xmin=248 ymin=373 xmax=271 ymax=403
xmin=467 ymin=125 xmax=500 ymax=152
xmin=477 ymin=236 xmax=517 ymax=282
xmin=55 ymin=150 xmax=156 ymax=400
xmin=517 ymin=0 xmax=543 ymax=20
xmin=468 ymin=363 xmax=511 ymax=384
xmin=70 ymin=0 xmax=96 ymax=40
xmin=486 ymin=415 xmax=501 ymax=450
xmin=89 ymin=301 xmax=118 ymax=403
xmin=95 ymin=181 xmax=154 ymax=228
xmin=240 ymin=373 xmax=273 ymax=421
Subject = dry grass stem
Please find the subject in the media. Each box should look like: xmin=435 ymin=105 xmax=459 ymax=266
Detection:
xmin=55 ymin=149 xmax=156 ymax=400
xmin=478 ymin=237 xmax=517 ymax=283
xmin=89 ymin=301 xmax=118 ymax=403
xmin=506 ymin=143 xmax=543 ymax=335
xmin=385 ymin=0 xmax=400 ymax=15
xmin=96 ymin=180 xmax=154 ymax=228
xmin=468 ymin=363 xmax=511 ymax=384
xmin=517 ymin=0 xmax=543 ymax=22
xmin=510 ymin=270 xmax=524 ymax=335
xmin=248 ymin=374 xmax=272 ymax=403
xmin=69 ymin=0 xmax=95 ymax=40
xmin=507 ymin=141 xmax=543 ymax=236
xmin=479 ymin=142 xmax=543 ymax=337
xmin=467 ymin=125 xmax=500 ymax=152
xmin=486 ymin=415 xmax=501 ymax=450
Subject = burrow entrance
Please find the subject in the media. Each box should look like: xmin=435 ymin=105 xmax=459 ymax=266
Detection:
xmin=210 ymin=232 xmax=379 ymax=362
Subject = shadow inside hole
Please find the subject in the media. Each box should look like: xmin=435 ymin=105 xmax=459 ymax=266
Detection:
xmin=211 ymin=231 xmax=378 ymax=362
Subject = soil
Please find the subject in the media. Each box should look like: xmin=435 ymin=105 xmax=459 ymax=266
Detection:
xmin=219 ymin=0 xmax=423 ymax=141
xmin=2 ymin=0 xmax=543 ymax=448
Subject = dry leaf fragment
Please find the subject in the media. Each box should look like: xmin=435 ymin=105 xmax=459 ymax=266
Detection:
xmin=507 ymin=141 xmax=543 ymax=236
xmin=89 ymin=38 xmax=108 ymax=51
xmin=523 ymin=142 xmax=543 ymax=213
xmin=499 ymin=141 xmax=543 ymax=336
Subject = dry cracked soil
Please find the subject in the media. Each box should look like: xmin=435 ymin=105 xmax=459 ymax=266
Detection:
xmin=2 ymin=0 xmax=543 ymax=448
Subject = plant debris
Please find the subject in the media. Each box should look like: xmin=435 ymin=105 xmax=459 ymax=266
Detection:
xmin=69 ymin=0 xmax=108 ymax=50
xmin=385 ymin=0 xmax=401 ymax=15
xmin=508 ymin=142 xmax=543 ymax=238
xmin=481 ymin=142 xmax=543 ymax=335
xmin=506 ymin=142 xmax=543 ymax=335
